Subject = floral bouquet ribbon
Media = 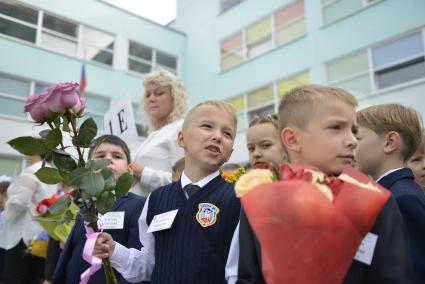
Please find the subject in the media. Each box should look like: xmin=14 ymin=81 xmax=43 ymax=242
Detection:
xmin=236 ymin=164 xmax=390 ymax=284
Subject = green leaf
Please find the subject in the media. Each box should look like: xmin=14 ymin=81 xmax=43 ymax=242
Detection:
xmin=45 ymin=128 xmax=62 ymax=149
xmin=69 ymin=167 xmax=88 ymax=186
xmin=86 ymin=159 xmax=110 ymax=171
xmin=48 ymin=196 xmax=71 ymax=215
xmin=7 ymin=137 xmax=46 ymax=156
xmin=115 ymin=172 xmax=133 ymax=196
xmin=104 ymin=176 xmax=116 ymax=191
xmin=81 ymin=171 xmax=105 ymax=196
xmin=63 ymin=210 xmax=75 ymax=224
xmin=81 ymin=213 xmax=98 ymax=223
xmin=59 ymin=171 xmax=70 ymax=185
xmin=101 ymin=168 xmax=113 ymax=179
xmin=78 ymin=118 xmax=97 ymax=148
xmin=52 ymin=152 xmax=77 ymax=172
xmin=35 ymin=167 xmax=63 ymax=184
xmin=96 ymin=191 xmax=115 ymax=214
xmin=39 ymin=129 xmax=50 ymax=138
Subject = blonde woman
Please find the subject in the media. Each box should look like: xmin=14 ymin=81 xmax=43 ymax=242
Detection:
xmin=130 ymin=69 xmax=189 ymax=196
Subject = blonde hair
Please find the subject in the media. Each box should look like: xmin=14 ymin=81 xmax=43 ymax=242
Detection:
xmin=142 ymin=69 xmax=189 ymax=129
xmin=183 ymin=100 xmax=237 ymax=130
xmin=357 ymin=104 xmax=423 ymax=161
xmin=249 ymin=113 xmax=278 ymax=129
xmin=278 ymin=84 xmax=357 ymax=131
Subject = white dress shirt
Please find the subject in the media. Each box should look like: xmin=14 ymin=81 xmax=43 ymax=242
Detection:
xmin=110 ymin=170 xmax=220 ymax=282
xmin=131 ymin=119 xmax=184 ymax=196
xmin=3 ymin=161 xmax=57 ymax=249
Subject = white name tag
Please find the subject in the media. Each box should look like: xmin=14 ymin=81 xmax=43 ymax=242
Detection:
xmin=147 ymin=209 xmax=178 ymax=233
xmin=354 ymin=232 xmax=378 ymax=265
xmin=99 ymin=211 xmax=125 ymax=230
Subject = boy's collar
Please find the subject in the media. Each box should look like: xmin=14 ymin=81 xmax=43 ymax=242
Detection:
xmin=180 ymin=170 xmax=220 ymax=189
xmin=376 ymin=167 xmax=403 ymax=182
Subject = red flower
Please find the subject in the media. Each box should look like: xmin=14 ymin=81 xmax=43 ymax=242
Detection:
xmin=36 ymin=194 xmax=61 ymax=214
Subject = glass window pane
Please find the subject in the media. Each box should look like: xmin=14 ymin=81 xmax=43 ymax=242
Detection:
xmin=221 ymin=49 xmax=243 ymax=71
xmin=328 ymin=52 xmax=369 ymax=82
xmin=247 ymin=85 xmax=274 ymax=108
xmin=0 ymin=1 xmax=37 ymax=24
xmin=91 ymin=49 xmax=113 ymax=65
xmin=157 ymin=51 xmax=177 ymax=69
xmin=237 ymin=112 xmax=246 ymax=131
xmin=333 ymin=74 xmax=371 ymax=98
xmin=220 ymin=0 xmax=243 ymax=13
xmin=85 ymin=94 xmax=110 ymax=113
xmin=41 ymin=31 xmax=77 ymax=55
xmin=276 ymin=18 xmax=306 ymax=46
xmin=82 ymin=26 xmax=114 ymax=50
xmin=323 ymin=0 xmax=362 ymax=24
xmin=0 ymin=17 xmax=36 ymax=42
xmin=227 ymin=95 xmax=244 ymax=112
xmin=42 ymin=14 xmax=77 ymax=37
xmin=376 ymin=58 xmax=425 ymax=89
xmin=275 ymin=1 xmax=304 ymax=27
xmin=248 ymin=104 xmax=275 ymax=122
xmin=248 ymin=36 xmax=272 ymax=58
xmin=278 ymin=72 xmax=309 ymax=97
xmin=129 ymin=59 xmax=152 ymax=74
xmin=221 ymin=32 xmax=242 ymax=55
xmin=0 ymin=75 xmax=30 ymax=97
xmin=246 ymin=17 xmax=271 ymax=45
xmin=0 ymin=155 xmax=23 ymax=177
xmin=129 ymin=42 xmax=152 ymax=61
xmin=372 ymin=32 xmax=424 ymax=69
xmin=34 ymin=83 xmax=49 ymax=94
xmin=0 ymin=97 xmax=26 ymax=117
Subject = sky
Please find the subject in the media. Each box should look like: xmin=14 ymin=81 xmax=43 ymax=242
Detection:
xmin=104 ymin=0 xmax=176 ymax=25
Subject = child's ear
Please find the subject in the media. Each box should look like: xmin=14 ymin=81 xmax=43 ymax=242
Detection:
xmin=281 ymin=127 xmax=301 ymax=153
xmin=177 ymin=131 xmax=186 ymax=149
xmin=127 ymin=162 xmax=135 ymax=175
xmin=383 ymin=131 xmax=401 ymax=154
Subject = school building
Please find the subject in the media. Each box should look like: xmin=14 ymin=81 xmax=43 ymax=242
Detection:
xmin=1 ymin=0 xmax=424 ymax=171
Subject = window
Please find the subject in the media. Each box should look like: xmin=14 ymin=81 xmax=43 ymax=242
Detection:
xmin=327 ymin=52 xmax=371 ymax=98
xmin=0 ymin=74 xmax=30 ymax=118
xmin=0 ymin=155 xmax=23 ymax=177
xmin=156 ymin=51 xmax=177 ymax=72
xmin=220 ymin=32 xmax=243 ymax=71
xmin=226 ymin=95 xmax=245 ymax=131
xmin=278 ymin=72 xmax=309 ymax=97
xmin=275 ymin=0 xmax=306 ymax=46
xmin=322 ymin=0 xmax=378 ymax=25
xmin=371 ymin=32 xmax=425 ymax=89
xmin=0 ymin=0 xmax=37 ymax=42
xmin=246 ymin=17 xmax=272 ymax=58
xmin=247 ymin=85 xmax=275 ymax=124
xmin=83 ymin=94 xmax=110 ymax=131
xmin=41 ymin=13 xmax=77 ymax=55
xmin=220 ymin=0 xmax=243 ymax=13
xmin=128 ymin=41 xmax=178 ymax=74
xmin=81 ymin=26 xmax=114 ymax=65
xmin=219 ymin=1 xmax=306 ymax=71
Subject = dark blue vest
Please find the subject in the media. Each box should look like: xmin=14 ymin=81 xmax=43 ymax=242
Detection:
xmin=147 ymin=175 xmax=240 ymax=284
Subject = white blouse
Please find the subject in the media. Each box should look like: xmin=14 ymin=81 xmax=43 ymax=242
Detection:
xmin=3 ymin=161 xmax=57 ymax=250
xmin=131 ymin=119 xmax=184 ymax=196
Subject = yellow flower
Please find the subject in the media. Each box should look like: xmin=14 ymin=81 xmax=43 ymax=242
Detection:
xmin=235 ymin=169 xmax=273 ymax=197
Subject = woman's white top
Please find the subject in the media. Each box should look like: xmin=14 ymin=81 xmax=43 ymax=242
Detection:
xmin=131 ymin=119 xmax=184 ymax=196
xmin=3 ymin=161 xmax=57 ymax=249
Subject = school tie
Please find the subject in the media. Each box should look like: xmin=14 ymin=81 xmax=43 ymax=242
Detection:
xmin=184 ymin=184 xmax=201 ymax=198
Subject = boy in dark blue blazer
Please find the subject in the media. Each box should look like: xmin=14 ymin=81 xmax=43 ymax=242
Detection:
xmin=54 ymin=135 xmax=146 ymax=284
xmin=356 ymin=103 xmax=425 ymax=283
xmin=93 ymin=101 xmax=241 ymax=284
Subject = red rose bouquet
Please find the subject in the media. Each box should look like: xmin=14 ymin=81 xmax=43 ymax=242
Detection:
xmin=235 ymin=164 xmax=390 ymax=284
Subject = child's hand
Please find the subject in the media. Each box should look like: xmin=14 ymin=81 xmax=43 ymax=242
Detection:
xmin=128 ymin=163 xmax=144 ymax=181
xmin=93 ymin=232 xmax=115 ymax=259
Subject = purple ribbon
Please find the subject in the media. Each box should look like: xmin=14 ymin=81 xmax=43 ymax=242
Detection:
xmin=80 ymin=225 xmax=102 ymax=284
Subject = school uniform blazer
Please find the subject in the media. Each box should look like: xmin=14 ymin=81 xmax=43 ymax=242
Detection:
xmin=378 ymin=168 xmax=425 ymax=283
xmin=54 ymin=193 xmax=146 ymax=284
xmin=237 ymin=196 xmax=413 ymax=284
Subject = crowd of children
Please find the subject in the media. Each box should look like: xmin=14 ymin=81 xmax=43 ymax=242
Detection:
xmin=1 ymin=84 xmax=425 ymax=284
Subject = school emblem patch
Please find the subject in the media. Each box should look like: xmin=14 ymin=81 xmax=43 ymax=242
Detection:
xmin=196 ymin=203 xmax=220 ymax=227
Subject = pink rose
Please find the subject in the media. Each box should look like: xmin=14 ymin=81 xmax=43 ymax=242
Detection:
xmin=44 ymin=82 xmax=84 ymax=113
xmin=24 ymin=91 xmax=50 ymax=122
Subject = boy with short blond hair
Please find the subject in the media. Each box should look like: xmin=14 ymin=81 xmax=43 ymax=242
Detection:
xmin=356 ymin=103 xmax=425 ymax=283
xmin=94 ymin=100 xmax=241 ymax=283
xmin=233 ymin=85 xmax=412 ymax=284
